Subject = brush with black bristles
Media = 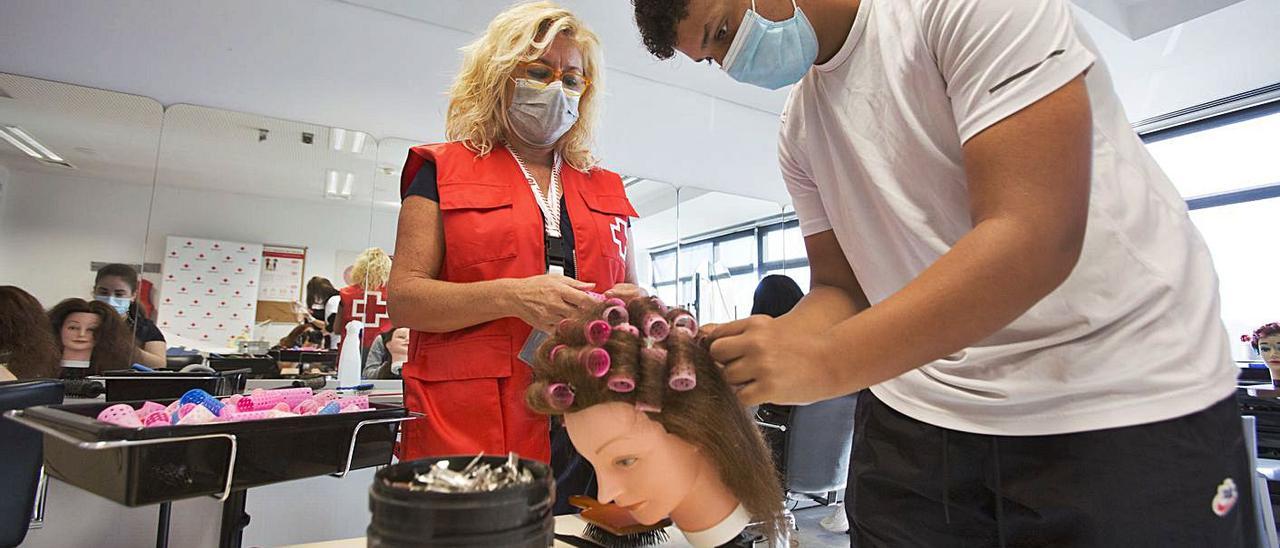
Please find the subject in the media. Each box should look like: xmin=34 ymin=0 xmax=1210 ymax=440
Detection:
xmin=567 ymin=495 xmax=672 ymax=548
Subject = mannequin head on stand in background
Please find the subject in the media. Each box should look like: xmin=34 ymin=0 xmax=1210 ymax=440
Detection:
xmin=1252 ymin=323 xmax=1280 ymax=381
xmin=48 ymin=298 xmax=134 ymax=375
xmin=0 ymin=286 xmax=60 ymax=380
xmin=526 ymin=297 xmax=784 ymax=542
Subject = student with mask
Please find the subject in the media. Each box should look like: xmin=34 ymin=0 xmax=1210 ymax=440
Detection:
xmin=632 ymin=0 xmax=1250 ymax=545
xmin=387 ymin=1 xmax=647 ymax=513
xmin=93 ymin=263 xmax=167 ymax=369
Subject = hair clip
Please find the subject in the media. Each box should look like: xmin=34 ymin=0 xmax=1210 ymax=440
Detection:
xmin=606 ymin=376 xmax=636 ymax=393
xmin=585 ymin=320 xmax=612 ymax=346
xmin=668 ymin=360 xmax=697 ymax=391
xmin=602 ymin=305 xmax=629 ymax=325
xmin=582 ymin=347 xmax=611 ymax=377
xmin=547 ymin=383 xmax=576 ymax=409
xmin=643 ymin=314 xmax=670 ymax=342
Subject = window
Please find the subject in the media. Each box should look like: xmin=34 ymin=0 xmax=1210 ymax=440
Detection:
xmin=1145 ymin=108 xmax=1280 ymax=198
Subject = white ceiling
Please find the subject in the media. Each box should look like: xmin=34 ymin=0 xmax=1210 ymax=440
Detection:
xmin=0 ymin=0 xmax=1277 ymax=206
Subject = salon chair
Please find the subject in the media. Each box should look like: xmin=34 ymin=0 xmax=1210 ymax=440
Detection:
xmin=756 ymin=392 xmax=858 ymax=532
xmin=1243 ymin=416 xmax=1279 ymax=548
xmin=0 ymin=379 xmax=65 ymax=547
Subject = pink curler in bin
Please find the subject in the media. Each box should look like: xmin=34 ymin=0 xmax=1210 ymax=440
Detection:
xmin=238 ymin=388 xmax=314 ymax=413
xmin=217 ymin=410 xmax=294 ymax=423
xmin=312 ymin=390 xmax=340 ymax=404
xmin=142 ymin=411 xmax=172 ymax=428
xmin=177 ymin=403 xmax=199 ymax=419
xmin=177 ymin=405 xmax=217 ymax=425
xmin=582 ymin=348 xmax=611 ymax=378
xmin=336 ymin=395 xmax=370 ymax=410
xmin=135 ymin=401 xmax=166 ymax=420
xmin=98 ymin=404 xmax=144 ymax=428
xmin=272 ymin=402 xmax=291 ymax=412
xmin=585 ymin=320 xmax=612 ymax=346
xmin=295 ymin=399 xmax=320 ymax=415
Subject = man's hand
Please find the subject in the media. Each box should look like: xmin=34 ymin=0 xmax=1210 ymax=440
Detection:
xmin=708 ymin=315 xmax=839 ymax=405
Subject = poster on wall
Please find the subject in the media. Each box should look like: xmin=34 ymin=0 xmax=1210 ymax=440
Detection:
xmin=259 ymin=245 xmax=306 ymax=302
xmin=157 ymin=236 xmax=263 ymax=348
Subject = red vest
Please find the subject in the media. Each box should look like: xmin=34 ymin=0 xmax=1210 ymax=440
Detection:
xmin=338 ymin=283 xmax=391 ymax=351
xmin=398 ymin=142 xmax=637 ymax=463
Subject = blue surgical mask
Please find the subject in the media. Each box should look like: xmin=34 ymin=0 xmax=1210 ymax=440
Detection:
xmin=721 ymin=0 xmax=820 ymax=90
xmin=96 ymin=295 xmax=132 ymax=316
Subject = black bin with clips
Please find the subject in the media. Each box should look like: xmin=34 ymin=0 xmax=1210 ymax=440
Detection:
xmin=90 ymin=368 xmax=251 ymax=402
xmin=7 ymin=399 xmax=413 ymax=507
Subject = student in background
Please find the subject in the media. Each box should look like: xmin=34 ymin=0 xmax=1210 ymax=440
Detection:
xmin=48 ymin=298 xmax=134 ymax=376
xmin=0 ymin=286 xmax=61 ymax=381
xmin=93 ymin=263 xmax=167 ymax=369
xmin=305 ymin=276 xmax=341 ymax=324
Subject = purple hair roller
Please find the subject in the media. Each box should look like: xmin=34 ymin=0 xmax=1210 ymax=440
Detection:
xmin=606 ymin=376 xmax=636 ymax=393
xmin=582 ymin=348 xmax=611 ymax=377
xmin=643 ymin=314 xmax=670 ymax=342
xmin=586 ymin=320 xmax=612 ymax=346
xmin=547 ymin=383 xmax=575 ymax=409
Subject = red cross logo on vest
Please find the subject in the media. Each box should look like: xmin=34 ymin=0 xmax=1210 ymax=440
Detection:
xmin=610 ymin=217 xmax=628 ymax=261
xmin=353 ymin=290 xmax=389 ymax=325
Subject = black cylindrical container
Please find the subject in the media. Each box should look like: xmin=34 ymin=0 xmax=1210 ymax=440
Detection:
xmin=368 ymin=456 xmax=555 ymax=548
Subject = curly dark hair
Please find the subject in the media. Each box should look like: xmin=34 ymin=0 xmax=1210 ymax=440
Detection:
xmin=0 ymin=286 xmax=60 ymax=379
xmin=632 ymin=0 xmax=692 ymax=59
xmin=48 ymin=298 xmax=136 ymax=375
xmin=1252 ymin=323 xmax=1280 ymax=351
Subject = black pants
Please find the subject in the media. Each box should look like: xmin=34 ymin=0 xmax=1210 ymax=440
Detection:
xmin=849 ymin=391 xmax=1256 ymax=547
xmin=551 ymin=421 xmax=596 ymax=515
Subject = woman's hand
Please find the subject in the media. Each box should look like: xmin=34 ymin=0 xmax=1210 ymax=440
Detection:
xmin=509 ymin=275 xmax=598 ymax=333
xmin=604 ymin=283 xmax=647 ymax=302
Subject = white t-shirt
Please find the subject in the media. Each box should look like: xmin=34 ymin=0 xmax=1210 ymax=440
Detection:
xmin=780 ymin=0 xmax=1237 ymax=435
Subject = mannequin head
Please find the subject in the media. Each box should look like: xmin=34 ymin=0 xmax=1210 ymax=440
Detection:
xmin=1253 ymin=323 xmax=1280 ymax=371
xmin=386 ymin=327 xmax=410 ymax=362
xmin=526 ymin=298 xmax=783 ymax=537
xmin=48 ymin=298 xmax=134 ymax=374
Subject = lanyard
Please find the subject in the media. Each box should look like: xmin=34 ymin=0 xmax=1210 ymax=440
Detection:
xmin=507 ymin=144 xmax=563 ymax=238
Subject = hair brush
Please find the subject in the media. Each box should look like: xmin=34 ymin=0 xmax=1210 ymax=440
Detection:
xmin=568 ymin=495 xmax=672 ymax=548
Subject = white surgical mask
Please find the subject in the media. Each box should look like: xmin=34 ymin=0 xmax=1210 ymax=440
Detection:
xmin=507 ymin=79 xmax=580 ymax=147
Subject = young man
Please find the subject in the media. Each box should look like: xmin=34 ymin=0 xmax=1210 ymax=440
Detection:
xmin=632 ymin=0 xmax=1252 ymax=545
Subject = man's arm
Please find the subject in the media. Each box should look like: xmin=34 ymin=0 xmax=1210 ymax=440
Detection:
xmin=712 ymin=75 xmax=1093 ymax=405
xmin=770 ymin=230 xmax=868 ymax=333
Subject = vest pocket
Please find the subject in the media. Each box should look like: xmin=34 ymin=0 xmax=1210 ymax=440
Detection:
xmin=438 ymin=182 xmax=518 ymax=269
xmin=580 ymin=191 xmax=635 ymax=267
xmin=410 ymin=334 xmax=513 ymax=382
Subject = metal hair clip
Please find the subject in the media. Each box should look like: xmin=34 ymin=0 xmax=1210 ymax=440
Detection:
xmin=405 ymin=452 xmax=534 ymax=493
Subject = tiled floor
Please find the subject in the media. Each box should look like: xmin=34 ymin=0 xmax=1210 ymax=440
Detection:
xmin=790 ymin=504 xmax=852 ymax=548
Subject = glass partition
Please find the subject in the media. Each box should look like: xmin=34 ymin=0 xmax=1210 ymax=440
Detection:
xmin=0 ymin=72 xmax=163 ymax=374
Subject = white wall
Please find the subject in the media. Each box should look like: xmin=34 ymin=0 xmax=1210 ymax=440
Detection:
xmin=0 ymin=166 xmax=153 ymax=306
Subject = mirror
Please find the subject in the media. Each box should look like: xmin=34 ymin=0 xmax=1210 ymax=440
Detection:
xmin=149 ymin=104 xmax=379 ymax=372
xmin=0 ymin=72 xmax=163 ymax=377
xmin=625 ymin=178 xmax=678 ymax=299
xmin=673 ymin=187 xmax=786 ymax=324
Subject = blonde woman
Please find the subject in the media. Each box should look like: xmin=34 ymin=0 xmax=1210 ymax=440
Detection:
xmin=388 ymin=1 xmax=643 ymax=476
xmin=337 ymin=247 xmax=393 ymax=353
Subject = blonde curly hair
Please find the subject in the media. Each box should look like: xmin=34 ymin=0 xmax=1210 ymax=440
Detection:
xmin=445 ymin=1 xmax=604 ymax=171
xmin=351 ymin=247 xmax=392 ymax=290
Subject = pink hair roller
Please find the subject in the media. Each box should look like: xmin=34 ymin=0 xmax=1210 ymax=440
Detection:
xmin=650 ymin=297 xmax=668 ymax=314
xmin=177 ymin=405 xmax=216 ymax=425
xmin=582 ymin=348 xmax=611 ymax=378
xmin=547 ymin=383 xmax=575 ymax=409
xmin=668 ymin=361 xmax=697 ymax=392
xmin=218 ymin=406 xmax=238 ymax=418
xmin=142 ymin=411 xmax=172 ymax=428
xmin=312 ymin=390 xmax=340 ymax=404
xmin=226 ymin=393 xmax=244 ymax=405
xmin=238 ymin=388 xmax=313 ymax=413
xmin=218 ymin=410 xmax=294 ymax=423
xmin=272 ymin=402 xmax=291 ymax=412
xmin=164 ymin=400 xmax=182 ymax=416
xmin=671 ymin=314 xmax=698 ymax=337
xmin=643 ymin=314 xmax=670 ymax=342
xmin=585 ymin=320 xmax=612 ymax=346
xmin=602 ymin=305 xmax=629 ymax=326
xmin=98 ymin=404 xmax=144 ymax=428
xmin=550 ymin=344 xmax=568 ymax=361
xmin=295 ymin=399 xmax=320 ymax=415
xmin=604 ymin=297 xmax=626 ymax=308
xmin=614 ymin=324 xmax=640 ymax=337
xmin=584 ymin=291 xmax=607 ymax=302
xmin=606 ymin=376 xmax=636 ymax=393
xmin=177 ymin=403 xmax=199 ymax=419
xmin=340 ymin=405 xmax=366 ymax=413
xmin=556 ymin=318 xmax=574 ymax=337
xmin=336 ymin=395 xmax=370 ymax=410
xmin=135 ymin=401 xmax=166 ymax=420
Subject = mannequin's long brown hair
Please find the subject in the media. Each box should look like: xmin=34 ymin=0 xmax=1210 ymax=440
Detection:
xmin=526 ymin=297 xmax=784 ymax=539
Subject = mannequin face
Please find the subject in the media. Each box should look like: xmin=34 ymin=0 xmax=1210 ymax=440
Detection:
xmin=565 ymin=402 xmax=703 ymax=526
xmin=93 ymin=275 xmax=136 ymax=300
xmin=61 ymin=312 xmax=100 ymax=354
xmin=1260 ymin=335 xmax=1280 ymax=370
xmin=386 ymin=328 xmax=410 ymax=360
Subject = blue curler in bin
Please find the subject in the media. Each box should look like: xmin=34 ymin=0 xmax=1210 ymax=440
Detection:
xmin=318 ymin=401 xmax=342 ymax=415
xmin=178 ymin=388 xmax=225 ymax=416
